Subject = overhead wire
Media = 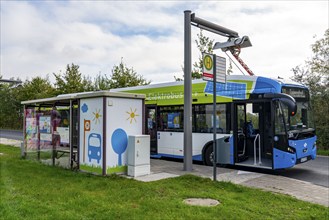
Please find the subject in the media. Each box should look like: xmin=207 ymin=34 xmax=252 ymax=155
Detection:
xmin=224 ymin=51 xmax=246 ymax=75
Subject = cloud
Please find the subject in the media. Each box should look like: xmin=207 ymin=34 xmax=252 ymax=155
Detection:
xmin=1 ymin=1 xmax=328 ymax=84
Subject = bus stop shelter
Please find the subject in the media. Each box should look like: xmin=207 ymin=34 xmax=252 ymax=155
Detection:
xmin=21 ymin=91 xmax=145 ymax=175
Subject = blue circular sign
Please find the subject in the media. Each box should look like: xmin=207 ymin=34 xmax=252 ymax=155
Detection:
xmin=111 ymin=128 xmax=128 ymax=166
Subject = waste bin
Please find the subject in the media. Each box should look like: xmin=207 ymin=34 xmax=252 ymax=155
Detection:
xmin=216 ymin=136 xmax=230 ymax=164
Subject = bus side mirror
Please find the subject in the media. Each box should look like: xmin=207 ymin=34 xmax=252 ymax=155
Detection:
xmin=280 ymin=98 xmax=297 ymax=116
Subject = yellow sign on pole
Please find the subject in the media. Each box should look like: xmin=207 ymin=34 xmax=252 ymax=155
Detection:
xmin=204 ymin=54 xmax=213 ymax=70
xmin=203 ymin=52 xmax=226 ymax=83
xmin=202 ymin=53 xmax=214 ymax=81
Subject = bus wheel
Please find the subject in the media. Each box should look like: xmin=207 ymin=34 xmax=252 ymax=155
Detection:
xmin=204 ymin=145 xmax=214 ymax=166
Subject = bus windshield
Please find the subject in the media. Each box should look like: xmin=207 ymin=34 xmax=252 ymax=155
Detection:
xmin=281 ymin=101 xmax=315 ymax=131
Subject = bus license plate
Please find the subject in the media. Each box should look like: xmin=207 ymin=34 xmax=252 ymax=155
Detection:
xmin=300 ymin=157 xmax=307 ymax=163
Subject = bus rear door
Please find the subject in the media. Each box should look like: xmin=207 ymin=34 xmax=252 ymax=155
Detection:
xmin=146 ymin=106 xmax=158 ymax=154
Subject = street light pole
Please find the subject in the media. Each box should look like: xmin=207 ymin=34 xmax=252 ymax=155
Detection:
xmin=183 ymin=10 xmax=193 ymax=172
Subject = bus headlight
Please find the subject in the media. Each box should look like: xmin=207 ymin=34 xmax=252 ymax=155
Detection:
xmin=287 ymin=147 xmax=296 ymax=153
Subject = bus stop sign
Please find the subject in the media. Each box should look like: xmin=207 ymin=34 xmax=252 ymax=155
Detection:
xmin=202 ymin=53 xmax=226 ymax=84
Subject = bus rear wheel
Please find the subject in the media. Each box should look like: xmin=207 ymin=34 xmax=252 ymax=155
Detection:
xmin=204 ymin=145 xmax=214 ymax=166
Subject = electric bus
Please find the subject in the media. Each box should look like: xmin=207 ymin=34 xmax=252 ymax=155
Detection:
xmin=112 ymin=75 xmax=317 ymax=169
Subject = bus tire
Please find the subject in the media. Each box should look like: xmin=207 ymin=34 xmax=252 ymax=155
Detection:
xmin=204 ymin=144 xmax=214 ymax=166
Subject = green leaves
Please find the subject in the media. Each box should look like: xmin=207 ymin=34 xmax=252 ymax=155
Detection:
xmin=53 ymin=64 xmax=94 ymax=95
xmin=192 ymin=30 xmax=215 ymax=80
xmin=1 ymin=60 xmax=151 ymax=130
xmin=94 ymin=58 xmax=151 ymax=89
xmin=109 ymin=58 xmax=151 ymax=89
xmin=291 ymin=29 xmax=329 ymax=148
xmin=175 ymin=30 xmax=216 ymax=81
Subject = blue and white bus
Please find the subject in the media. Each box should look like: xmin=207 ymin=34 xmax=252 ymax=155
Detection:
xmin=113 ymin=75 xmax=317 ymax=169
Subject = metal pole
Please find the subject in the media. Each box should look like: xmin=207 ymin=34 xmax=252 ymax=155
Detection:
xmin=213 ymin=55 xmax=217 ymax=181
xmin=77 ymin=99 xmax=80 ymax=170
xmin=191 ymin=14 xmax=239 ymax=38
xmin=69 ymin=99 xmax=73 ymax=169
xmin=184 ymin=10 xmax=193 ymax=171
xmin=102 ymin=97 xmax=107 ymax=176
xmin=52 ymin=105 xmax=56 ymax=166
xmin=37 ymin=106 xmax=40 ymax=161
xmin=22 ymin=105 xmax=26 ymax=158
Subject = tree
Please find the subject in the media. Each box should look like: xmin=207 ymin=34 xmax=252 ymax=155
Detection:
xmin=192 ymin=30 xmax=214 ymax=79
xmin=291 ymin=29 xmax=329 ymax=148
xmin=108 ymin=58 xmax=151 ymax=89
xmin=175 ymin=30 xmax=214 ymax=81
xmin=0 ymin=75 xmax=56 ymax=129
xmin=54 ymin=63 xmax=94 ymax=95
xmin=15 ymin=76 xmax=55 ymax=101
xmin=0 ymin=81 xmax=19 ymax=129
xmin=15 ymin=76 xmax=56 ymax=128
xmin=94 ymin=73 xmax=111 ymax=91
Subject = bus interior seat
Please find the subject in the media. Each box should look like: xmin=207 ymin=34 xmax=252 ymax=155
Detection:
xmin=246 ymin=121 xmax=257 ymax=138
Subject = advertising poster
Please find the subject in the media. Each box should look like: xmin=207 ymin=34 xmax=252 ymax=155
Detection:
xmin=57 ymin=127 xmax=70 ymax=144
xmin=26 ymin=117 xmax=38 ymax=150
xmin=39 ymin=116 xmax=51 ymax=133
xmin=26 ymin=118 xmax=37 ymax=135
xmin=168 ymin=113 xmax=180 ymax=129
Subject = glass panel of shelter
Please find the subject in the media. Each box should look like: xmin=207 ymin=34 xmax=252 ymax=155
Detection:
xmin=24 ymin=104 xmax=78 ymax=169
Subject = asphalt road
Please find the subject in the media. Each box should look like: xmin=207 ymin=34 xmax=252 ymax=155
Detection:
xmin=0 ymin=129 xmax=23 ymax=141
xmin=273 ymin=156 xmax=329 ymax=188
xmin=1 ymin=129 xmax=328 ymax=187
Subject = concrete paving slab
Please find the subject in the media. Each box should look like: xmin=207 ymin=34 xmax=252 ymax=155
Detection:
xmin=183 ymin=198 xmax=220 ymax=207
xmin=134 ymin=172 xmax=179 ymax=182
xmin=217 ymin=170 xmax=265 ymax=184
xmin=242 ymin=175 xmax=329 ymax=207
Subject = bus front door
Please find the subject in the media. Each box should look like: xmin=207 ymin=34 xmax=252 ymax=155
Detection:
xmin=146 ymin=106 xmax=158 ymax=154
xmin=233 ymin=101 xmax=273 ymax=168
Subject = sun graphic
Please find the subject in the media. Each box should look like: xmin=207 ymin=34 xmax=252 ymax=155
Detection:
xmin=92 ymin=109 xmax=102 ymax=124
xmin=126 ymin=108 xmax=139 ymax=124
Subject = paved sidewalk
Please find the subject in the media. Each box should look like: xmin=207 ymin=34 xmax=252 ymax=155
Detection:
xmin=0 ymin=138 xmax=22 ymax=147
xmin=241 ymin=174 xmax=329 ymax=207
xmin=1 ymin=138 xmax=328 ymax=207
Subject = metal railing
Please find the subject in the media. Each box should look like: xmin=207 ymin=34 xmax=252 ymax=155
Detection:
xmin=253 ymin=134 xmax=262 ymax=165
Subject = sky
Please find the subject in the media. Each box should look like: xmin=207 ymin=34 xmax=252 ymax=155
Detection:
xmin=1 ymin=1 xmax=328 ymax=84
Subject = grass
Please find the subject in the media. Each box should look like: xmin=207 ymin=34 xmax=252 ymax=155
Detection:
xmin=317 ymin=148 xmax=329 ymax=156
xmin=80 ymin=164 xmax=103 ymax=175
xmin=1 ymin=144 xmax=328 ymax=220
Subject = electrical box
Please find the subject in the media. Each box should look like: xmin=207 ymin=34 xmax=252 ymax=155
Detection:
xmin=127 ymin=135 xmax=150 ymax=177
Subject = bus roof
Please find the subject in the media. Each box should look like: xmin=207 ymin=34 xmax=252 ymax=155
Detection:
xmin=111 ymin=75 xmax=307 ymax=105
xmin=113 ymin=75 xmax=306 ymax=92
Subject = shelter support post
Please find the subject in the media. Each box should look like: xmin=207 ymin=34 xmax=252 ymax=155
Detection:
xmin=69 ymin=100 xmax=73 ymax=169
